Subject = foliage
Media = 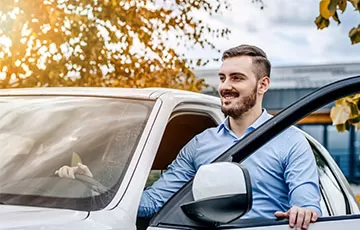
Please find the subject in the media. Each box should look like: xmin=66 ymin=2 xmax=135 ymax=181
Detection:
xmin=314 ymin=0 xmax=360 ymax=131
xmin=315 ymin=0 xmax=360 ymax=44
xmin=0 ymin=0 xmax=230 ymax=91
xmin=330 ymin=94 xmax=360 ymax=132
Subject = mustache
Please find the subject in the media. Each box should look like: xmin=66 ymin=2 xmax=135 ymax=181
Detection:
xmin=220 ymin=89 xmax=239 ymax=97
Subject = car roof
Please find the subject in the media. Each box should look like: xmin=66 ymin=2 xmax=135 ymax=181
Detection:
xmin=0 ymin=87 xmax=219 ymax=103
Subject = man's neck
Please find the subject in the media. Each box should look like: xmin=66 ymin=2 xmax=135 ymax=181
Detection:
xmin=229 ymin=107 xmax=263 ymax=138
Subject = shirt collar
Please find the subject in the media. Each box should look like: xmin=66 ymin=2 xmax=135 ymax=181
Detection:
xmin=217 ymin=109 xmax=272 ymax=134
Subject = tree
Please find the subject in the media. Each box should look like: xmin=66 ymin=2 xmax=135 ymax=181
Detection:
xmin=254 ymin=0 xmax=360 ymax=131
xmin=314 ymin=0 xmax=360 ymax=131
xmin=315 ymin=0 xmax=360 ymax=44
xmin=0 ymin=0 xmax=230 ymax=91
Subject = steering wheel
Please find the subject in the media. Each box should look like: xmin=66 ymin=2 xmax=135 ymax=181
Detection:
xmin=74 ymin=174 xmax=109 ymax=194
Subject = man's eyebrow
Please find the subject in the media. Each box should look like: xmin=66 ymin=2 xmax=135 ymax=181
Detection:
xmin=218 ymin=72 xmax=247 ymax=78
xmin=229 ymin=72 xmax=246 ymax=77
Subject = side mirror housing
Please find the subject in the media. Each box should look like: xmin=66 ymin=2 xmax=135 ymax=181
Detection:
xmin=181 ymin=162 xmax=252 ymax=225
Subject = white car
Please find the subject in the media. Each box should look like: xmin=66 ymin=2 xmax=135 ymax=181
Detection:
xmin=0 ymin=75 xmax=359 ymax=230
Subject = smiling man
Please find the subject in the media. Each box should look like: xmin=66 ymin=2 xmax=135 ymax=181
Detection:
xmin=53 ymin=44 xmax=321 ymax=229
xmin=138 ymin=45 xmax=321 ymax=229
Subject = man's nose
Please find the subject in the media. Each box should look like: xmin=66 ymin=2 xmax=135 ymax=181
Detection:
xmin=219 ymin=77 xmax=232 ymax=90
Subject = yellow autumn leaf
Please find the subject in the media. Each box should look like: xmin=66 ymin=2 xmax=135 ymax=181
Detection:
xmin=330 ymin=99 xmax=351 ymax=125
xmin=352 ymin=93 xmax=360 ymax=100
xmin=320 ymin=0 xmax=335 ymax=19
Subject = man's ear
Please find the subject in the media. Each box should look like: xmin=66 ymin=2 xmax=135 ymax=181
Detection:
xmin=258 ymin=76 xmax=270 ymax=95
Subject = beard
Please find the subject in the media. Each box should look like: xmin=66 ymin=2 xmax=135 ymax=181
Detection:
xmin=221 ymin=85 xmax=257 ymax=119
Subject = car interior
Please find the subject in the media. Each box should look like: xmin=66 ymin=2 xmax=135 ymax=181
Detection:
xmin=137 ymin=112 xmax=218 ymax=229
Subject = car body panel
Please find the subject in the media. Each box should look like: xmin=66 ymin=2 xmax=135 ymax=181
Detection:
xmin=148 ymin=217 xmax=360 ymax=230
xmin=0 ymin=205 xmax=88 ymax=229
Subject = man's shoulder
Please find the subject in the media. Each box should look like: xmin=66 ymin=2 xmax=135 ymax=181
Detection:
xmin=279 ymin=125 xmax=306 ymax=140
xmin=181 ymin=125 xmax=222 ymax=154
xmin=195 ymin=126 xmax=220 ymax=139
xmin=271 ymin=125 xmax=309 ymax=152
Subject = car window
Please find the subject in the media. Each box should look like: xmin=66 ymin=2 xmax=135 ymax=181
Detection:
xmin=0 ymin=96 xmax=154 ymax=211
xmin=137 ymin=111 xmax=219 ymax=230
xmin=144 ymin=112 xmax=218 ymax=187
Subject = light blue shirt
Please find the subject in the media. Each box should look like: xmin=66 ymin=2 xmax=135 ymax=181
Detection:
xmin=138 ymin=110 xmax=322 ymax=218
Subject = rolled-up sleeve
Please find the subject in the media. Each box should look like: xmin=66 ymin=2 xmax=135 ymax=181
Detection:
xmin=283 ymin=131 xmax=322 ymax=216
xmin=137 ymin=136 xmax=197 ymax=217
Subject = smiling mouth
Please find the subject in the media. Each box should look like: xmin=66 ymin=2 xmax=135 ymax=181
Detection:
xmin=221 ymin=91 xmax=239 ymax=100
xmin=223 ymin=95 xmax=236 ymax=99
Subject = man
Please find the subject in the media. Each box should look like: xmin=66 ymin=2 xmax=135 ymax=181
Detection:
xmin=57 ymin=45 xmax=321 ymax=229
xmin=137 ymin=45 xmax=321 ymax=229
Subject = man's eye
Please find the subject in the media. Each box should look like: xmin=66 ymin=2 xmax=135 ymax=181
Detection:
xmin=232 ymin=76 xmax=243 ymax=81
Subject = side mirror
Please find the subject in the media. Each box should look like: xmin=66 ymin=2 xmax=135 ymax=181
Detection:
xmin=181 ymin=162 xmax=252 ymax=225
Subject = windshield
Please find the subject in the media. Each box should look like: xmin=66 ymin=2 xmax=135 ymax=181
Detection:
xmin=0 ymin=96 xmax=154 ymax=211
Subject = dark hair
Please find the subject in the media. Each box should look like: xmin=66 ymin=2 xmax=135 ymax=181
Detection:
xmin=221 ymin=44 xmax=271 ymax=79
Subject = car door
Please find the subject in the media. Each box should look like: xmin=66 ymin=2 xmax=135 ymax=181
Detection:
xmin=147 ymin=75 xmax=360 ymax=230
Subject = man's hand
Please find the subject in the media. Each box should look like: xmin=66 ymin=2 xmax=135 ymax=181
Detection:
xmin=274 ymin=206 xmax=318 ymax=230
xmin=55 ymin=163 xmax=93 ymax=179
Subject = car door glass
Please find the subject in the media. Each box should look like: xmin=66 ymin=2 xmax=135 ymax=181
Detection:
xmin=328 ymin=125 xmax=351 ymax=177
xmin=355 ymin=130 xmax=360 ymax=178
xmin=301 ymin=125 xmax=325 ymax=145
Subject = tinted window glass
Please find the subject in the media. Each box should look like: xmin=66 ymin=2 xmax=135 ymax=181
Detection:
xmin=355 ymin=130 xmax=360 ymax=177
xmin=301 ymin=125 xmax=324 ymax=145
xmin=327 ymin=125 xmax=350 ymax=177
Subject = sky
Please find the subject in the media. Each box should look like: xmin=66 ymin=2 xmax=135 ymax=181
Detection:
xmin=182 ymin=0 xmax=360 ymax=68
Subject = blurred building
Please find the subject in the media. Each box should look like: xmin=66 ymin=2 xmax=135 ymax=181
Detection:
xmin=196 ymin=62 xmax=360 ymax=183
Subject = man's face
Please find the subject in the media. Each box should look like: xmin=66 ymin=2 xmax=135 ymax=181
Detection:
xmin=217 ymin=56 xmax=259 ymax=119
